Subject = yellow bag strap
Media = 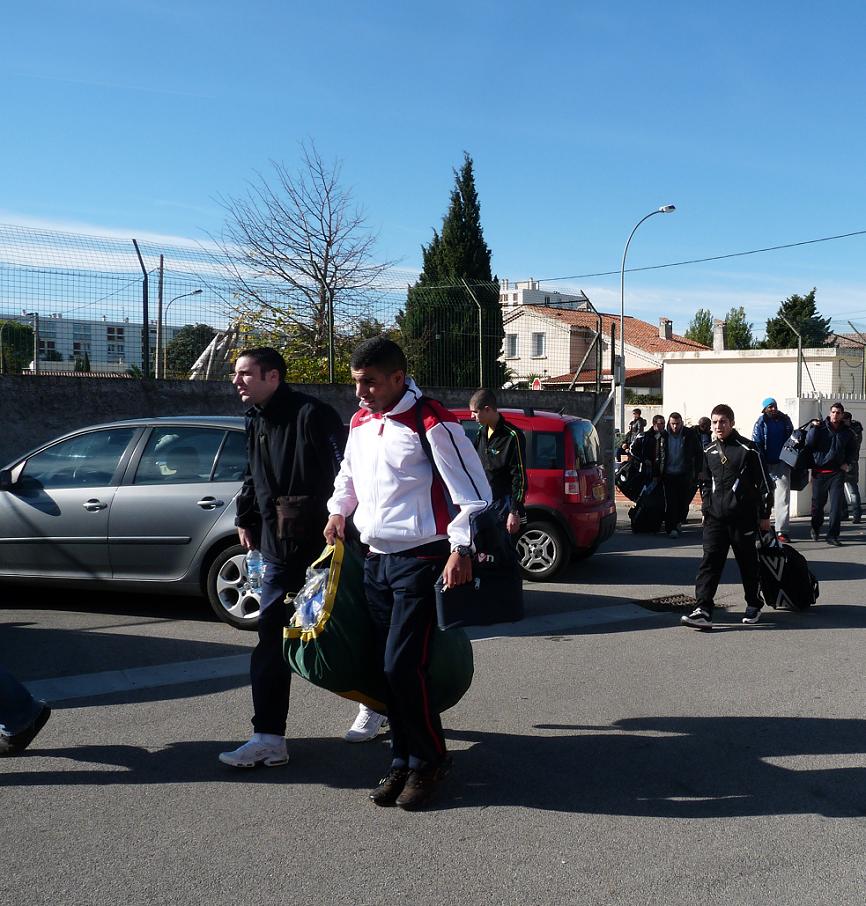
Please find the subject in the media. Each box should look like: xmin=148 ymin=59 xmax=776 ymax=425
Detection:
xmin=284 ymin=538 xmax=344 ymax=641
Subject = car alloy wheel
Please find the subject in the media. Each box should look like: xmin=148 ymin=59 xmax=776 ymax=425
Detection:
xmin=205 ymin=543 xmax=262 ymax=630
xmin=516 ymin=521 xmax=567 ymax=581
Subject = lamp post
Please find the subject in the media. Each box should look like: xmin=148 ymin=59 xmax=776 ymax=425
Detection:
xmin=161 ymin=289 xmax=202 ymax=378
xmin=619 ymin=204 xmax=675 ymax=434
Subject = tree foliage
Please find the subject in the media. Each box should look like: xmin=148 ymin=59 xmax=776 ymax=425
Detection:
xmin=763 ymin=288 xmax=831 ymax=349
xmin=236 ymin=314 xmax=398 ymax=384
xmin=724 ymin=306 xmax=755 ymax=350
xmin=0 ymin=321 xmax=34 ymax=373
xmin=399 ymin=153 xmax=503 ymax=388
xmin=217 ymin=141 xmax=391 ymax=381
xmin=166 ymin=324 xmax=217 ymax=377
xmin=684 ymin=309 xmax=713 ymax=347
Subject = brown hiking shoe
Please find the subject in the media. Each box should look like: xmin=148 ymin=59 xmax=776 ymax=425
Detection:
xmin=395 ymin=758 xmax=452 ymax=811
xmin=369 ymin=767 xmax=409 ymax=806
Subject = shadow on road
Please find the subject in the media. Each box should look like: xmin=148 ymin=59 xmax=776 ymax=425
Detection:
xmin=6 ymin=716 xmax=866 ymax=820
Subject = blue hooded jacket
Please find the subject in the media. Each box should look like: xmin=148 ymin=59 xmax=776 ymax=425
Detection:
xmin=751 ymin=411 xmax=793 ymax=464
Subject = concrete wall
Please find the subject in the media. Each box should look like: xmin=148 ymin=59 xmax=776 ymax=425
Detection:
xmin=0 ymin=375 xmax=608 ymax=466
xmin=662 ymin=347 xmax=861 ymax=427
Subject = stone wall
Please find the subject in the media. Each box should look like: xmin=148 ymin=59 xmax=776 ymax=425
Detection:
xmin=0 ymin=374 xmax=610 ymax=466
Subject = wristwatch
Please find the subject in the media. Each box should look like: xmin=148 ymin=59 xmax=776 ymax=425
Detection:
xmin=452 ymin=545 xmax=472 ymax=558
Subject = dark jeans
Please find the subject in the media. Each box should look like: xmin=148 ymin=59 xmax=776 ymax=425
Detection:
xmin=363 ymin=546 xmax=449 ymax=770
xmin=695 ymin=516 xmax=761 ymax=615
xmin=811 ymin=471 xmax=845 ymax=539
xmin=0 ymin=667 xmax=43 ymax=736
xmin=249 ymin=552 xmax=312 ymax=736
xmin=662 ymin=474 xmax=693 ymax=532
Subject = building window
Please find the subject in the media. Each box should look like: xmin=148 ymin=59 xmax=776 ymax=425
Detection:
xmin=107 ymin=326 xmax=125 ymax=341
xmin=531 ymin=332 xmax=545 ymax=357
xmin=512 ymin=293 xmax=518 ymax=302
xmin=544 ymin=296 xmax=550 ymax=304
xmin=505 ymin=334 xmax=518 ymax=357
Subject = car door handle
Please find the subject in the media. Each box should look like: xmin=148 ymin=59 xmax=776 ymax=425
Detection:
xmin=83 ymin=498 xmax=108 ymax=512
xmin=196 ymin=497 xmax=224 ymax=509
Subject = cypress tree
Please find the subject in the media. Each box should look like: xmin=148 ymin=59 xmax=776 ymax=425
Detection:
xmin=400 ymin=154 xmax=503 ymax=387
xmin=763 ymin=288 xmax=831 ymax=348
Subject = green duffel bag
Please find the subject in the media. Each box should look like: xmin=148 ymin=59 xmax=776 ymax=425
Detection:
xmin=282 ymin=538 xmax=474 ymax=714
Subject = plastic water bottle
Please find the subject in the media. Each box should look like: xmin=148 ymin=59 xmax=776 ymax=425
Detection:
xmin=246 ymin=549 xmax=265 ymax=590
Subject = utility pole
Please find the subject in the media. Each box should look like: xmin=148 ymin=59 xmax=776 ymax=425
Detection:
xmin=132 ymin=239 xmax=150 ymax=378
xmin=156 ymin=255 xmax=164 ymax=379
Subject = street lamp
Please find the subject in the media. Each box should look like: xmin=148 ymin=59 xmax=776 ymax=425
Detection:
xmin=619 ymin=204 xmax=675 ymax=434
xmin=161 ymin=289 xmax=202 ymax=378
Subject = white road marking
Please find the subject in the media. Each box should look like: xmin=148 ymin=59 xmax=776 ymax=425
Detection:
xmin=23 ymin=603 xmax=657 ymax=703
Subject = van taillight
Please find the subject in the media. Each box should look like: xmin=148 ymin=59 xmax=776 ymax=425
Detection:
xmin=564 ymin=469 xmax=580 ymax=495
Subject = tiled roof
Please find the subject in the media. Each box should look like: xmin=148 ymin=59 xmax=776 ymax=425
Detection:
xmin=828 ymin=332 xmax=866 ymax=349
xmin=545 ymin=366 xmax=662 ymax=387
xmin=516 ymin=307 xmax=707 ymax=354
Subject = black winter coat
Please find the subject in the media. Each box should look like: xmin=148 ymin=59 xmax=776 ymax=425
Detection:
xmin=805 ymin=418 xmax=858 ymax=472
xmin=235 ymin=383 xmax=345 ymax=564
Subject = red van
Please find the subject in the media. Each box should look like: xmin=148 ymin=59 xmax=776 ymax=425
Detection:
xmin=452 ymin=408 xmax=616 ymax=580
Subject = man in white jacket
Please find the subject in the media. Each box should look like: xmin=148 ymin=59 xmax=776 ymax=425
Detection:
xmin=324 ymin=338 xmax=491 ymax=810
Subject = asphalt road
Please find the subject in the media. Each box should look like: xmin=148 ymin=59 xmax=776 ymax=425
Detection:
xmin=4 ymin=510 xmax=866 ymax=905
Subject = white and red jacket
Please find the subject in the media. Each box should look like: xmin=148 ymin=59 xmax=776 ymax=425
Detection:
xmin=327 ymin=379 xmax=492 ymax=554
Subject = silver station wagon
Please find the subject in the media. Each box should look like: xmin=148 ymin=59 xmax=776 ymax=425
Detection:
xmin=0 ymin=417 xmax=264 ymax=629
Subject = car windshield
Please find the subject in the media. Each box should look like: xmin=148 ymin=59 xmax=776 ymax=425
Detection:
xmin=569 ymin=420 xmax=601 ymax=467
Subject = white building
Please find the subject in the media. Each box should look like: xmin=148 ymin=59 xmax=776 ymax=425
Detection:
xmin=501 ymin=304 xmax=704 ymax=394
xmin=662 ymin=346 xmax=866 ymax=515
xmin=0 ymin=311 xmax=185 ymax=371
xmin=499 ymin=278 xmax=589 ymax=310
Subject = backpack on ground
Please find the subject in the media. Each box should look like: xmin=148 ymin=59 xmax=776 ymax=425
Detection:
xmin=757 ymin=535 xmax=819 ymax=611
xmin=628 ymin=480 xmax=666 ymax=534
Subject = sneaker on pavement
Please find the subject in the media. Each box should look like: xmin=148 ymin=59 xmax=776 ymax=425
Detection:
xmin=369 ymin=766 xmax=409 ymax=806
xmin=395 ymin=757 xmax=453 ymax=811
xmin=668 ymin=529 xmax=680 ymax=538
xmin=344 ymin=705 xmax=388 ymax=743
xmin=810 ymin=528 xmax=820 ymax=541
xmin=742 ymin=606 xmax=762 ymax=624
xmin=681 ymin=608 xmax=712 ymax=630
xmin=776 ymin=533 xmax=791 ymax=544
xmin=826 ymin=536 xmax=842 ymax=547
xmin=219 ymin=737 xmax=288 ymax=768
xmin=0 ymin=703 xmax=51 ymax=757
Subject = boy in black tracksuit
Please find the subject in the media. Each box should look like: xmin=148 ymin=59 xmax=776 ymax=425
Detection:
xmin=682 ymin=404 xmax=773 ymax=630
xmin=469 ymin=388 xmax=527 ymax=535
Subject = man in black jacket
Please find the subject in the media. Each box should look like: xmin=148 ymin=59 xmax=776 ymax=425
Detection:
xmin=662 ymin=412 xmax=703 ymax=537
xmin=220 ymin=347 xmax=345 ymax=768
xmin=806 ymin=402 xmax=858 ymax=545
xmin=681 ymin=404 xmax=772 ymax=630
xmin=469 ymin=388 xmax=527 ymax=535
xmin=630 ymin=414 xmax=667 ymax=480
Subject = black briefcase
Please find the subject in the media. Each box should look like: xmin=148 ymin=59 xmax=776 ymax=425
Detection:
xmin=435 ymin=560 xmax=524 ymax=630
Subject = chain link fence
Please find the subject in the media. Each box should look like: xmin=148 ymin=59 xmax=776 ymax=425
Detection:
xmin=0 ymin=223 xmax=589 ymax=388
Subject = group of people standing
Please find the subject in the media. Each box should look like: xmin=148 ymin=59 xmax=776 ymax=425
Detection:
xmin=623 ymin=397 xmax=862 ymax=631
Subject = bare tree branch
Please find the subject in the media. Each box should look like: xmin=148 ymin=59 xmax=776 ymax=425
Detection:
xmin=212 ymin=140 xmax=394 ymax=366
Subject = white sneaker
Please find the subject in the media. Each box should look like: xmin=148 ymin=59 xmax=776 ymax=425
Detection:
xmin=344 ymin=705 xmax=388 ymax=743
xmin=218 ymin=737 xmax=288 ymax=767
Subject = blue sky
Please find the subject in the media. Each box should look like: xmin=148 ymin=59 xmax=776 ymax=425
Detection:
xmin=3 ymin=0 xmax=866 ymax=336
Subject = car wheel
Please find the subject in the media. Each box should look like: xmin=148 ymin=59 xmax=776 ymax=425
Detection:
xmin=516 ymin=521 xmax=567 ymax=581
xmin=205 ymin=544 xmax=262 ymax=630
